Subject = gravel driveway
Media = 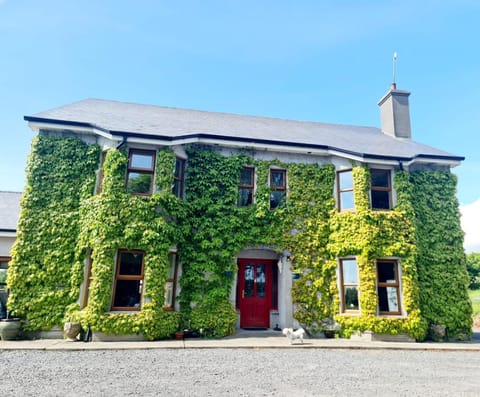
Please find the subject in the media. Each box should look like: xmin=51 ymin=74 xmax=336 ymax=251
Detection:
xmin=1 ymin=349 xmax=479 ymax=396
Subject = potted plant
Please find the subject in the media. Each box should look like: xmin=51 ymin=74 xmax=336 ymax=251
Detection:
xmin=0 ymin=310 xmax=22 ymax=341
xmin=321 ymin=318 xmax=340 ymax=339
xmin=63 ymin=311 xmax=82 ymax=341
xmin=0 ymin=286 xmax=22 ymax=340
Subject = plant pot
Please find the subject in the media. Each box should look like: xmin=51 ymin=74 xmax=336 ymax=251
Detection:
xmin=323 ymin=330 xmax=336 ymax=338
xmin=63 ymin=322 xmax=81 ymax=341
xmin=175 ymin=331 xmax=184 ymax=340
xmin=0 ymin=318 xmax=21 ymax=341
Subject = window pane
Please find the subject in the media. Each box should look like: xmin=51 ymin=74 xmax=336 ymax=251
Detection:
xmin=127 ymin=173 xmax=153 ymax=194
xmin=339 ymin=171 xmax=353 ymax=190
xmin=377 ymin=261 xmax=396 ymax=283
xmin=371 ymin=191 xmax=390 ymax=209
xmin=119 ymin=252 xmax=143 ymax=275
xmin=131 ymin=153 xmax=154 ymax=169
xmin=271 ymin=171 xmax=285 ymax=188
xmin=256 ymin=265 xmax=266 ymax=297
xmin=344 ymin=286 xmax=359 ymax=310
xmin=168 ymin=254 xmax=177 ymax=279
xmin=371 ymin=170 xmax=389 ymax=188
xmin=342 ymin=259 xmax=358 ymax=284
xmin=340 ymin=191 xmax=354 ymax=210
xmin=244 ymin=264 xmax=254 ymax=297
xmin=270 ymin=191 xmax=284 ymax=209
xmin=378 ymin=286 xmax=399 ymax=312
xmin=164 ymin=281 xmax=174 ymax=307
xmin=0 ymin=269 xmax=6 ymax=286
xmin=240 ymin=168 xmax=253 ymax=185
xmin=113 ymin=280 xmax=141 ymax=308
xmin=238 ymin=188 xmax=253 ymax=206
xmin=174 ymin=159 xmax=184 ymax=178
xmin=172 ymin=180 xmax=183 ymax=198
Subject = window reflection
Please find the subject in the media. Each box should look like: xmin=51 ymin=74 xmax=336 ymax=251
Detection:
xmin=256 ymin=265 xmax=266 ymax=297
xmin=244 ymin=264 xmax=254 ymax=297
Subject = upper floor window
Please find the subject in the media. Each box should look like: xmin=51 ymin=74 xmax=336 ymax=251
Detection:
xmin=376 ymin=260 xmax=401 ymax=315
xmin=238 ymin=167 xmax=254 ymax=206
xmin=370 ymin=169 xmax=392 ymax=210
xmin=126 ymin=149 xmax=156 ymax=196
xmin=97 ymin=151 xmax=107 ymax=194
xmin=339 ymin=258 xmax=359 ymax=313
xmin=111 ymin=250 xmax=145 ymax=311
xmin=270 ymin=169 xmax=286 ymax=209
xmin=337 ymin=170 xmax=354 ymax=211
xmin=172 ymin=157 xmax=185 ymax=199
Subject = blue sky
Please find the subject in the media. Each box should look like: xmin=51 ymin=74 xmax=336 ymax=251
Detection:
xmin=1 ymin=1 xmax=479 ymax=247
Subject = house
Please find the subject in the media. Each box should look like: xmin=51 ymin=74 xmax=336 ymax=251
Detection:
xmin=7 ymin=85 xmax=472 ymax=340
xmin=0 ymin=191 xmax=21 ymax=318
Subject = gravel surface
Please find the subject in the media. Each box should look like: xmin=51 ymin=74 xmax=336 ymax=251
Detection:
xmin=1 ymin=349 xmax=479 ymax=396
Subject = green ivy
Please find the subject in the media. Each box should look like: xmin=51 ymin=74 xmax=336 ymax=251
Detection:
xmin=8 ymin=136 xmax=471 ymax=341
xmin=72 ymin=148 xmax=184 ymax=340
xmin=409 ymin=170 xmax=472 ymax=339
xmin=7 ymin=135 xmax=100 ymax=330
xmin=329 ymin=168 xmax=425 ymax=339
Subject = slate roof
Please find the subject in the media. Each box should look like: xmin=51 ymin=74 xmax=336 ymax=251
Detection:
xmin=0 ymin=192 xmax=21 ymax=232
xmin=24 ymin=98 xmax=463 ymax=163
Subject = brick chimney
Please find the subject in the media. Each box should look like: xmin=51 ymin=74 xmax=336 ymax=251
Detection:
xmin=378 ymin=83 xmax=412 ymax=139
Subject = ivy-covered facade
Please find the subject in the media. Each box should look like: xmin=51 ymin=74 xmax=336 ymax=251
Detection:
xmin=7 ymin=88 xmax=472 ymax=340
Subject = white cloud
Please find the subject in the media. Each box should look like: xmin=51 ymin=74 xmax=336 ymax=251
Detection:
xmin=461 ymin=198 xmax=480 ymax=253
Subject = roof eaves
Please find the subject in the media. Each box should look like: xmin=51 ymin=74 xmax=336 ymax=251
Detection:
xmin=24 ymin=116 xmax=464 ymax=165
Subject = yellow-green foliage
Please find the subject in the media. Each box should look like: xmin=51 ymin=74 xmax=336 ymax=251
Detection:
xmin=329 ymin=167 xmax=426 ymax=339
xmin=72 ymin=148 xmax=184 ymax=339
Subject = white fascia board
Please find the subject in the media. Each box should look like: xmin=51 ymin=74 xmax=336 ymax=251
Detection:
xmin=27 ymin=121 xmax=121 ymax=142
xmin=404 ymin=157 xmax=461 ymax=168
xmin=0 ymin=231 xmax=16 ymax=238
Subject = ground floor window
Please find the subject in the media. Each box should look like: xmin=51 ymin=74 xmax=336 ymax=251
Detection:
xmin=164 ymin=253 xmax=178 ymax=310
xmin=81 ymin=253 xmax=93 ymax=309
xmin=111 ymin=250 xmax=145 ymax=311
xmin=339 ymin=258 xmax=359 ymax=313
xmin=0 ymin=256 xmax=10 ymax=318
xmin=376 ymin=259 xmax=401 ymax=315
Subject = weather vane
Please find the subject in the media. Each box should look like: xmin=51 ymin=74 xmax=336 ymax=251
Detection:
xmin=392 ymin=52 xmax=398 ymax=89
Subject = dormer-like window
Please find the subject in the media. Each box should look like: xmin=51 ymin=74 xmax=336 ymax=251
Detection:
xmin=270 ymin=169 xmax=286 ymax=209
xmin=126 ymin=149 xmax=156 ymax=196
xmin=370 ymin=169 xmax=392 ymax=210
xmin=337 ymin=170 xmax=354 ymax=211
xmin=238 ymin=167 xmax=254 ymax=206
xmin=172 ymin=157 xmax=185 ymax=199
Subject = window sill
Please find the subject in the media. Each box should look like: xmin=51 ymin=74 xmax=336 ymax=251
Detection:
xmin=338 ymin=312 xmax=361 ymax=316
xmin=376 ymin=313 xmax=406 ymax=319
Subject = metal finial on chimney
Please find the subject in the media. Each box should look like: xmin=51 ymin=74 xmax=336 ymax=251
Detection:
xmin=391 ymin=52 xmax=398 ymax=90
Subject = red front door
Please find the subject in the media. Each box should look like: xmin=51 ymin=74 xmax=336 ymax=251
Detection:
xmin=237 ymin=259 xmax=274 ymax=328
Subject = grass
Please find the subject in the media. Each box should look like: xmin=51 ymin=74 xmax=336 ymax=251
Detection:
xmin=468 ymin=289 xmax=480 ymax=328
xmin=470 ymin=289 xmax=480 ymax=316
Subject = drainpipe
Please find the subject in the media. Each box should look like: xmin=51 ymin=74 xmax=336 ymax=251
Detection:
xmin=116 ymin=136 xmax=127 ymax=149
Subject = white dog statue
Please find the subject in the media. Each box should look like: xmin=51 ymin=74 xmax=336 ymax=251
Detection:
xmin=282 ymin=327 xmax=305 ymax=344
